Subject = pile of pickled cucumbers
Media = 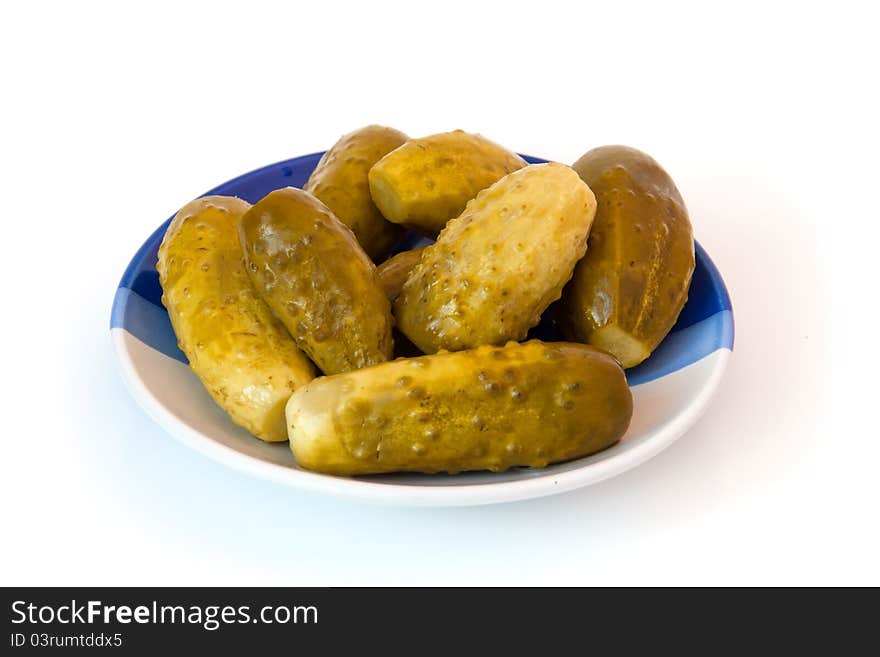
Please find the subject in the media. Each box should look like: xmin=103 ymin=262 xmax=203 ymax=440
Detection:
xmin=157 ymin=127 xmax=694 ymax=476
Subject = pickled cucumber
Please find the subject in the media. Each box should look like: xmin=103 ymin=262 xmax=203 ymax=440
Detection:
xmin=376 ymin=246 xmax=425 ymax=301
xmin=304 ymin=125 xmax=409 ymax=261
xmin=238 ymin=187 xmax=393 ymax=375
xmin=558 ymin=146 xmax=695 ymax=367
xmin=156 ymin=196 xmax=315 ymax=442
xmin=395 ymin=163 xmax=596 ymax=353
xmin=368 ymin=130 xmax=526 ymax=234
xmin=286 ymin=340 xmax=632 ymax=475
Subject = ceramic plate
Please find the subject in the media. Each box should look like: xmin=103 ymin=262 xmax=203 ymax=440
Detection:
xmin=111 ymin=152 xmax=734 ymax=506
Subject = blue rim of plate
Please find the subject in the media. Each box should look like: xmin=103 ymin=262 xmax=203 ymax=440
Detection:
xmin=111 ymin=153 xmax=734 ymax=387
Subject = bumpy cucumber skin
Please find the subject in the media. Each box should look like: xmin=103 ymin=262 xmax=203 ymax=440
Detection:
xmin=286 ymin=340 xmax=632 ymax=476
xmin=376 ymin=246 xmax=425 ymax=301
xmin=304 ymin=125 xmax=409 ymax=262
xmin=238 ymin=187 xmax=393 ymax=375
xmin=558 ymin=146 xmax=695 ymax=368
xmin=368 ymin=130 xmax=526 ymax=234
xmin=156 ymin=196 xmax=315 ymax=442
xmin=394 ymin=163 xmax=596 ymax=354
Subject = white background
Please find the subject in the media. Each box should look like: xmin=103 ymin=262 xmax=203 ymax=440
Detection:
xmin=0 ymin=1 xmax=875 ymax=585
